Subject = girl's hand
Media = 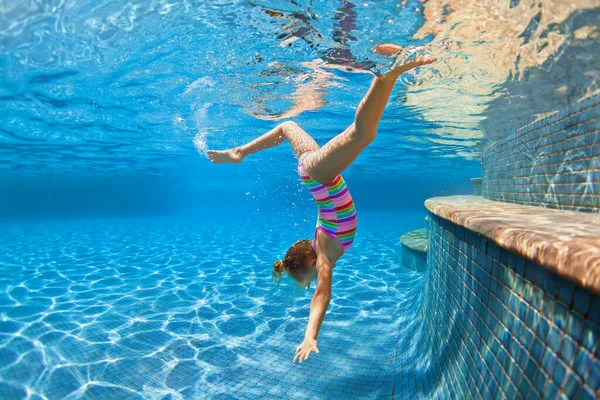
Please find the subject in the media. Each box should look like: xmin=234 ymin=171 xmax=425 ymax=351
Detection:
xmin=293 ymin=338 xmax=319 ymax=363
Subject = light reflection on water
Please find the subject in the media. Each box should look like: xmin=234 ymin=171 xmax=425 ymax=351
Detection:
xmin=0 ymin=2 xmax=598 ymax=397
xmin=1 ymin=1 xmax=597 ymax=177
xmin=411 ymin=0 xmax=600 ymax=148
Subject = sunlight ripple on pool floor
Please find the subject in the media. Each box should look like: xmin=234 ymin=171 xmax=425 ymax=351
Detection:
xmin=0 ymin=216 xmax=423 ymax=399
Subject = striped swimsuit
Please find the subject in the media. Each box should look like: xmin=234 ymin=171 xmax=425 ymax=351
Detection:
xmin=298 ymin=153 xmax=358 ymax=253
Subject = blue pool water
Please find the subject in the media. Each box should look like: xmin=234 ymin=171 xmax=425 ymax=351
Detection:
xmin=0 ymin=211 xmax=429 ymax=398
xmin=2 ymin=0 xmax=598 ymax=398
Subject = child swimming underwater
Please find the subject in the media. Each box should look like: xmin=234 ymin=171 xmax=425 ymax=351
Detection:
xmin=208 ymin=45 xmax=434 ymax=363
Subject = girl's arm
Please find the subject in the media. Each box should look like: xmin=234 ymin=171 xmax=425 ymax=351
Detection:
xmin=293 ymin=256 xmax=333 ymax=363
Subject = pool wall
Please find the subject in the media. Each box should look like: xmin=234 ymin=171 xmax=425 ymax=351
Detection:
xmin=482 ymin=93 xmax=599 ymax=213
xmin=421 ymin=213 xmax=600 ymax=398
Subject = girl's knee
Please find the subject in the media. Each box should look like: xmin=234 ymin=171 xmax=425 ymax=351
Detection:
xmin=281 ymin=121 xmax=299 ymax=131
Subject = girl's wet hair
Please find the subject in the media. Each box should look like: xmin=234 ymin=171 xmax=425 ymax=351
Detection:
xmin=273 ymin=239 xmax=315 ymax=281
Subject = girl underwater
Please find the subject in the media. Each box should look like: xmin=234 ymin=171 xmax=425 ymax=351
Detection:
xmin=208 ymin=45 xmax=434 ymax=363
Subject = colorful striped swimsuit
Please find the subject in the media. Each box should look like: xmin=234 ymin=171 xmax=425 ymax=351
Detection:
xmin=298 ymin=153 xmax=358 ymax=253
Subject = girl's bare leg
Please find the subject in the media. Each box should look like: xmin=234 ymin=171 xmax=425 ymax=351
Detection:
xmin=303 ymin=56 xmax=434 ymax=184
xmin=207 ymin=121 xmax=319 ymax=164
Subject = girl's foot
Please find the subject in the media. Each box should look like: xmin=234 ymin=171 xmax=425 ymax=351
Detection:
xmin=391 ymin=55 xmax=436 ymax=73
xmin=373 ymin=41 xmax=460 ymax=74
xmin=372 ymin=43 xmax=436 ymax=75
xmin=207 ymin=148 xmax=243 ymax=164
xmin=372 ymin=41 xmax=456 ymax=58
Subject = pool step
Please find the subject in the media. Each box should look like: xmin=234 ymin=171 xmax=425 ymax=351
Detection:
xmin=471 ymin=177 xmax=482 ymax=196
xmin=425 ymin=195 xmax=600 ymax=295
xmin=399 ymin=228 xmax=428 ymax=272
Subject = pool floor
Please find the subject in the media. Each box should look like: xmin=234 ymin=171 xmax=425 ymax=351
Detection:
xmin=0 ymin=213 xmax=427 ymax=399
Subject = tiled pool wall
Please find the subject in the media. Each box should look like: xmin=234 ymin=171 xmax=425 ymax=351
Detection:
xmin=421 ymin=213 xmax=600 ymax=399
xmin=482 ymin=93 xmax=599 ymax=213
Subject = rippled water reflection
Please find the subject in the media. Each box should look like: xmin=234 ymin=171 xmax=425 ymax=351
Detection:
xmin=3 ymin=0 xmax=596 ymax=177
xmin=412 ymin=0 xmax=600 ymax=147
xmin=0 ymin=0 xmax=423 ymax=176
xmin=1 ymin=2 xmax=599 ymax=394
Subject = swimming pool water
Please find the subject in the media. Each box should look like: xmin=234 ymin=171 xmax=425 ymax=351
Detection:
xmin=2 ymin=0 xmax=598 ymax=398
xmin=0 ymin=211 xmax=426 ymax=399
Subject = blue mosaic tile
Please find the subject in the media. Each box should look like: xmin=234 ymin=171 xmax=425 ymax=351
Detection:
xmin=533 ymin=368 xmax=548 ymax=394
xmin=521 ymin=327 xmax=534 ymax=352
xmin=518 ymin=375 xmax=531 ymax=395
xmin=527 ymin=386 xmax=543 ymax=400
xmin=553 ymin=359 xmax=567 ymax=387
xmin=537 ymin=317 xmax=551 ymax=342
xmin=506 ymin=382 xmax=517 ymax=399
xmin=544 ymin=379 xmax=560 ymax=399
xmin=531 ymin=287 xmax=543 ymax=311
xmin=545 ymin=274 xmax=560 ymax=297
xmin=482 ymin=94 xmax=599 ymax=211
xmin=559 ymin=336 xmax=577 ymax=365
xmin=547 ymin=325 xmax=563 ymax=353
xmin=534 ymin=268 xmax=547 ymax=291
xmin=589 ymin=296 xmax=600 ymax=323
xmin=524 ymin=356 xmax=537 ymax=380
xmin=581 ymin=320 xmax=600 ymax=353
xmin=576 ymin=385 xmax=597 ymax=400
xmin=567 ymin=311 xmax=584 ymax=341
xmin=542 ymin=348 xmax=558 ymax=376
xmin=425 ymin=215 xmax=600 ymax=399
xmin=554 ymin=302 xmax=568 ymax=330
xmin=573 ymin=348 xmax=593 ymax=379
xmin=531 ymin=338 xmax=545 ymax=363
xmin=563 ymin=371 xmax=583 ymax=399
xmin=588 ymin=360 xmax=600 ymax=391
